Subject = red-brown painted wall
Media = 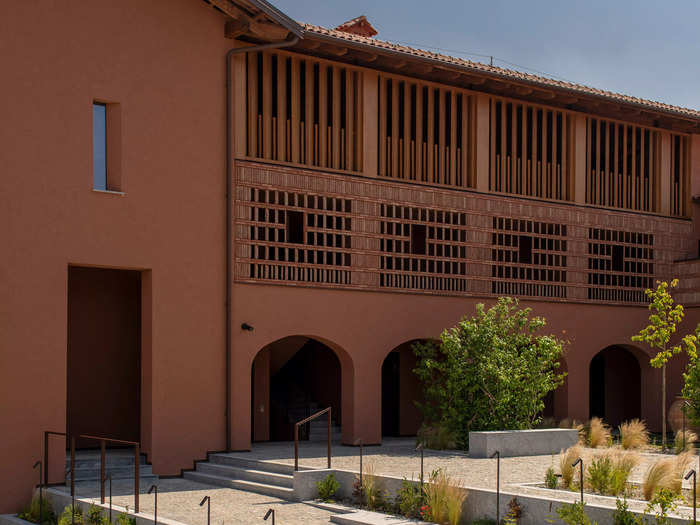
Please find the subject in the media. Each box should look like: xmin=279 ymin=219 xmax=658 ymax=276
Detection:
xmin=0 ymin=0 xmax=228 ymax=512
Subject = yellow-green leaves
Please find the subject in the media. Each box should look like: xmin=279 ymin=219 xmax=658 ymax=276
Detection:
xmin=632 ymin=280 xmax=697 ymax=369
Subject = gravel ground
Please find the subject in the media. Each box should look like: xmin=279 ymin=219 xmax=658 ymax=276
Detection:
xmin=55 ymin=478 xmax=336 ymax=525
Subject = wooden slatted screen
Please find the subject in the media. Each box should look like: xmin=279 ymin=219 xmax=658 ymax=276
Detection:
xmin=585 ymin=118 xmax=662 ymax=213
xmin=670 ymin=133 xmax=689 ymax=217
xmin=490 ymin=99 xmax=571 ymax=200
xmin=377 ymin=75 xmax=473 ymax=188
xmin=246 ymin=51 xmax=362 ymax=172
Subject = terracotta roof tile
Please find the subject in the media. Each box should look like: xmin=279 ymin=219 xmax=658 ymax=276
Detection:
xmin=301 ymin=22 xmax=700 ymax=122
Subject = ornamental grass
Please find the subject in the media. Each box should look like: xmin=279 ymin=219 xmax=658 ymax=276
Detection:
xmin=642 ymin=451 xmax=694 ymax=500
xmin=619 ymin=419 xmax=649 ymax=450
xmin=560 ymin=445 xmax=583 ymax=488
xmin=673 ymin=429 xmax=698 ymax=454
xmin=587 ymin=417 xmax=611 ymax=448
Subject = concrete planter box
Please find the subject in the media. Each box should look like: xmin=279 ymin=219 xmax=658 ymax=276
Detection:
xmin=469 ymin=428 xmax=579 ymax=458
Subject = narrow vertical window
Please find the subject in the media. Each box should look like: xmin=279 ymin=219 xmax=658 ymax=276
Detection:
xmin=93 ymin=103 xmax=107 ymax=190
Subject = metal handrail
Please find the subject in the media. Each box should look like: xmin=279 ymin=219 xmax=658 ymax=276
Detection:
xmin=77 ymin=434 xmax=141 ymax=512
xmin=294 ymin=407 xmax=331 ymax=471
xmin=43 ymin=431 xmax=67 ymax=486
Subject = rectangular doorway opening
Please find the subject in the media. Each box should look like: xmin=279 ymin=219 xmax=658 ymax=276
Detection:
xmin=67 ymin=266 xmax=141 ymax=448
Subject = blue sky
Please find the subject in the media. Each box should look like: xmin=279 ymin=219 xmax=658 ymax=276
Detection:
xmin=274 ymin=0 xmax=700 ymax=111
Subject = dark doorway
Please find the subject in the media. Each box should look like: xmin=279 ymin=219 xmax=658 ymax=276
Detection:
xmin=252 ymin=337 xmax=342 ymax=442
xmin=67 ymin=267 xmax=141 ymax=446
xmin=381 ymin=341 xmax=424 ymax=437
xmin=381 ymin=351 xmax=400 ymax=436
xmin=589 ymin=346 xmax=641 ymax=427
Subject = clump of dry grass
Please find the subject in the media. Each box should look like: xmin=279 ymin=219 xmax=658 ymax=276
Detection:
xmin=642 ymin=451 xmax=694 ymax=500
xmin=610 ymin=449 xmax=641 ymax=475
xmin=425 ymin=469 xmax=466 ymax=525
xmin=619 ymin=419 xmax=649 ymax=450
xmin=587 ymin=417 xmax=611 ymax=448
xmin=560 ymin=445 xmax=583 ymax=488
xmin=674 ymin=429 xmax=698 ymax=454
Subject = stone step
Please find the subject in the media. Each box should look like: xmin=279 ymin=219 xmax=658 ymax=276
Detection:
xmin=66 ymin=464 xmax=155 ymax=482
xmin=183 ymin=471 xmax=295 ymax=499
xmin=195 ymin=463 xmax=293 ymax=488
xmin=208 ymin=454 xmax=298 ymax=475
xmin=65 ymin=457 xmax=148 ymax=470
xmin=331 ymin=510 xmax=430 ymax=524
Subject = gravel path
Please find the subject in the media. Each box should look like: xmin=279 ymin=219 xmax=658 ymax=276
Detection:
xmin=57 ymin=478 xmax=336 ymax=525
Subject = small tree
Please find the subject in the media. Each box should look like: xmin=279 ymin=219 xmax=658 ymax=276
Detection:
xmin=413 ymin=297 xmax=566 ymax=449
xmin=631 ymin=279 xmax=697 ymax=449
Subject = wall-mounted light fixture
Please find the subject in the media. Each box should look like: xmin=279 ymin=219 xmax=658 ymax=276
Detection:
xmin=241 ymin=323 xmax=254 ymax=331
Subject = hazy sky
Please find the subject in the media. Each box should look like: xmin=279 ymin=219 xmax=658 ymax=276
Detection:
xmin=273 ymin=0 xmax=700 ymax=111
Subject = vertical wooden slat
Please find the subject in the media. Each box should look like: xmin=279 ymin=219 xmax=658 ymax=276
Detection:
xmin=449 ymin=90 xmax=457 ymax=186
xmin=391 ymin=79 xmax=399 ymax=177
xmin=355 ymin=71 xmax=364 ymax=172
xmin=461 ymin=93 xmax=469 ymax=187
xmin=247 ymin=52 xmax=258 ymax=157
xmin=378 ymin=77 xmax=387 ymax=176
xmin=611 ymin=122 xmax=618 ymax=207
xmin=332 ymin=66 xmax=341 ymax=170
xmin=521 ymin=104 xmax=527 ymax=195
xmin=437 ymin=89 xmax=445 ymax=184
xmin=489 ymin=98 xmax=496 ymax=191
xmin=561 ymin=114 xmax=568 ymax=200
xmin=500 ymin=100 xmax=507 ymax=192
xmin=622 ymin=124 xmax=628 ymax=208
xmin=427 ymin=86 xmax=434 ymax=184
xmin=649 ymin=131 xmax=656 ymax=211
xmin=305 ymin=58 xmax=314 ymax=165
xmin=403 ymin=81 xmax=411 ymax=179
xmin=631 ymin=125 xmax=637 ymax=209
xmin=510 ymin=102 xmax=516 ymax=194
xmin=276 ymin=54 xmax=287 ymax=162
xmin=290 ymin=56 xmax=300 ymax=163
xmin=415 ymin=83 xmax=423 ymax=182
xmin=595 ymin=118 xmax=601 ymax=205
xmin=532 ymin=107 xmax=539 ymax=197
xmin=345 ymin=69 xmax=355 ymax=171
xmin=552 ymin=110 xmax=559 ymax=199
xmin=318 ymin=63 xmax=328 ymax=168
xmin=262 ymin=52 xmax=272 ymax=160
xmin=640 ymin=128 xmax=647 ymax=210
xmin=542 ymin=109 xmax=548 ymax=198
xmin=233 ymin=54 xmax=247 ymax=157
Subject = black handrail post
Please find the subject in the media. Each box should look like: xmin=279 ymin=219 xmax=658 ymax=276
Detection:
xmin=134 ymin=443 xmax=140 ymax=513
xmin=43 ymin=432 xmax=49 ymax=486
xmin=100 ymin=440 xmax=106 ymax=504
xmin=416 ymin=442 xmax=424 ymax=496
xmin=33 ymin=461 xmax=42 ymax=525
xmin=491 ymin=451 xmax=500 ymax=524
xmin=199 ymin=496 xmax=210 ymax=525
xmin=327 ymin=407 xmax=332 ymax=469
xmin=263 ymin=508 xmax=275 ymax=524
xmin=573 ymin=458 xmax=584 ymax=504
xmin=294 ymin=424 xmax=299 ymax=472
xmin=109 ymin=474 xmax=113 ymax=525
xmin=148 ymin=485 xmax=158 ymax=525
xmin=685 ymin=469 xmax=696 ymax=524
xmin=70 ymin=436 xmax=76 ymax=499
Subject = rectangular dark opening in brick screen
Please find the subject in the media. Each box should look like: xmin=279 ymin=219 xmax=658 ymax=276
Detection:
xmin=519 ymin=235 xmax=532 ymax=264
xmin=286 ymin=210 xmax=304 ymax=244
xmin=411 ymin=224 xmax=427 ymax=255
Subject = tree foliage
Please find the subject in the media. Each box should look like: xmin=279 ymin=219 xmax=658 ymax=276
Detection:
xmin=631 ymin=280 xmax=697 ymax=368
xmin=413 ymin=297 xmax=566 ymax=449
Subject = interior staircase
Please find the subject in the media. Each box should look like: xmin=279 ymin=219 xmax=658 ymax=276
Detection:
xmin=65 ymin=450 xmax=157 ymax=483
xmin=183 ymin=455 xmax=297 ymax=499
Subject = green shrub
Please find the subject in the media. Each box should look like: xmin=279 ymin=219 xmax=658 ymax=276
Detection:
xmin=417 ymin=423 xmax=457 ymax=450
xmin=17 ymin=494 xmax=57 ymax=525
xmin=645 ymin=488 xmax=677 ymax=525
xmin=545 ymin=466 xmax=558 ymax=489
xmin=58 ymin=505 xmax=84 ymax=525
xmin=114 ymin=514 xmax=135 ymax=525
xmin=612 ymin=499 xmax=636 ymax=525
xmin=316 ymin=473 xmax=340 ymax=502
xmin=470 ymin=520 xmax=497 ymax=525
xmin=413 ymin=297 xmax=566 ymax=448
xmin=394 ymin=479 xmax=423 ymax=518
xmin=85 ymin=505 xmax=107 ymax=525
xmin=587 ymin=456 xmax=614 ymax=494
xmin=557 ymin=501 xmax=597 ymax=525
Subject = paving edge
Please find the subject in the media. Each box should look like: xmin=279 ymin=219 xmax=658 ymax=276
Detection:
xmin=0 ymin=515 xmax=34 ymax=525
xmin=301 ymin=500 xmax=356 ymax=514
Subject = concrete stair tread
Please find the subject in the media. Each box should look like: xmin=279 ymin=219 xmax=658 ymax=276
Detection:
xmin=330 ymin=510 xmax=430 ymax=524
xmin=183 ymin=471 xmax=294 ymax=499
xmin=208 ymin=455 xmax=298 ymax=474
xmin=196 ymin=463 xmax=293 ymax=487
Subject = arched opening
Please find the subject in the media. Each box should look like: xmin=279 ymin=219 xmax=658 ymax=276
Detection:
xmin=381 ymin=340 xmax=425 ymax=437
xmin=542 ymin=357 xmax=569 ymax=422
xmin=589 ymin=345 xmax=642 ymax=427
xmin=251 ymin=336 xmax=343 ymax=442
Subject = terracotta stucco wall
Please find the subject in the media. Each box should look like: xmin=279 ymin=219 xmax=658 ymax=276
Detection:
xmin=0 ymin=0 xmax=228 ymax=512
